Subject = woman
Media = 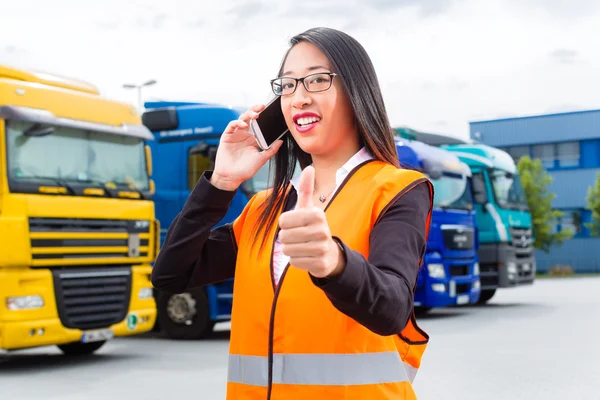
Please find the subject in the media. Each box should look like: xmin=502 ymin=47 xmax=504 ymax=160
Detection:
xmin=152 ymin=27 xmax=434 ymax=400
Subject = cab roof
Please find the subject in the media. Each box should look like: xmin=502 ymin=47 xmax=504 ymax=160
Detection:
xmin=396 ymin=139 xmax=471 ymax=177
xmin=0 ymin=64 xmax=99 ymax=95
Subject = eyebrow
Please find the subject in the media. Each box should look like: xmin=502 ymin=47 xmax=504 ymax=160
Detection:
xmin=281 ymin=65 xmax=331 ymax=76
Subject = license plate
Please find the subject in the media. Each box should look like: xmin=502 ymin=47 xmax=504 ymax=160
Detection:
xmin=457 ymin=294 xmax=470 ymax=305
xmin=82 ymin=329 xmax=114 ymax=343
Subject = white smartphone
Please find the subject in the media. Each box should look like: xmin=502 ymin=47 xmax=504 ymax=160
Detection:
xmin=249 ymin=96 xmax=289 ymax=150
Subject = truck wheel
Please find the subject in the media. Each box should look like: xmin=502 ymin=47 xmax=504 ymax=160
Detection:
xmin=477 ymin=289 xmax=496 ymax=304
xmin=156 ymin=288 xmax=215 ymax=340
xmin=57 ymin=341 xmax=106 ymax=355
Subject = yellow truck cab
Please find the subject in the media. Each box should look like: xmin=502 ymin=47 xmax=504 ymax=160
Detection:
xmin=0 ymin=65 xmax=158 ymax=354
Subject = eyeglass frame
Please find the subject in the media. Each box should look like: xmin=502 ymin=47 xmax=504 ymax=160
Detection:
xmin=270 ymin=72 xmax=338 ymax=96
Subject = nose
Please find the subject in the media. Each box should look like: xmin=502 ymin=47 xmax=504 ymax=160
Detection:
xmin=290 ymin=83 xmax=312 ymax=109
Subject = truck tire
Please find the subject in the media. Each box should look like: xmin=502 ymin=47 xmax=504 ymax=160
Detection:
xmin=477 ymin=289 xmax=496 ymax=304
xmin=57 ymin=341 xmax=107 ymax=355
xmin=156 ymin=287 xmax=215 ymax=340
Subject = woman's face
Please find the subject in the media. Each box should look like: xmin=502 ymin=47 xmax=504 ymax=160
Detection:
xmin=279 ymin=41 xmax=357 ymax=156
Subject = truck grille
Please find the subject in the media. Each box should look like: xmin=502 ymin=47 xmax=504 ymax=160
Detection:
xmin=510 ymin=227 xmax=533 ymax=258
xmin=449 ymin=265 xmax=470 ymax=277
xmin=52 ymin=268 xmax=132 ymax=330
xmin=442 ymin=225 xmax=475 ymax=250
xmin=28 ymin=217 xmax=150 ymax=265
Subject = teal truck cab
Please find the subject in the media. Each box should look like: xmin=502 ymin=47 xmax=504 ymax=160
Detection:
xmin=442 ymin=144 xmax=536 ymax=303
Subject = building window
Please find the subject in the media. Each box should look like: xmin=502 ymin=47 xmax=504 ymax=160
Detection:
xmin=557 ymin=208 xmax=590 ymax=238
xmin=506 ymin=145 xmax=530 ymax=163
xmin=556 ymin=141 xmax=580 ymax=168
xmin=532 ymin=144 xmax=556 ymax=169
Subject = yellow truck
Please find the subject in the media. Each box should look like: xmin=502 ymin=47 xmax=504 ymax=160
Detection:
xmin=0 ymin=65 xmax=158 ymax=354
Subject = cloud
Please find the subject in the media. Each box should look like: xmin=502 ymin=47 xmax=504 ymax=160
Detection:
xmin=509 ymin=0 xmax=600 ymax=19
xmin=366 ymin=0 xmax=459 ymax=16
xmin=549 ymin=48 xmax=579 ymax=64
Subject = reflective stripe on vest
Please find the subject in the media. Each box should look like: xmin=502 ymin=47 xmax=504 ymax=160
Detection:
xmin=228 ymin=352 xmax=414 ymax=387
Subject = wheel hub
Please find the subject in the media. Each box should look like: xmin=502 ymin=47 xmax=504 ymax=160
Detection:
xmin=166 ymin=293 xmax=197 ymax=325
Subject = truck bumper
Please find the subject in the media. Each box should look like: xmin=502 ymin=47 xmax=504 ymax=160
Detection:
xmin=1 ymin=265 xmax=157 ymax=351
xmin=0 ymin=307 xmax=156 ymax=351
xmin=415 ymin=268 xmax=481 ymax=308
xmin=478 ymin=243 xmax=535 ymax=290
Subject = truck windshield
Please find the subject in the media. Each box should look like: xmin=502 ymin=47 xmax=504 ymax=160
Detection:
xmin=489 ymin=168 xmax=528 ymax=210
xmin=429 ymin=173 xmax=473 ymax=210
xmin=5 ymin=120 xmax=149 ymax=190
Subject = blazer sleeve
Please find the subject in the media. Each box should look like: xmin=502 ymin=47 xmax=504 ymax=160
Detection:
xmin=311 ymin=180 xmax=434 ymax=336
xmin=151 ymin=171 xmax=252 ymax=293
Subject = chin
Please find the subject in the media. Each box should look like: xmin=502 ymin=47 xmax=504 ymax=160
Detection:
xmin=291 ymin=134 xmax=324 ymax=155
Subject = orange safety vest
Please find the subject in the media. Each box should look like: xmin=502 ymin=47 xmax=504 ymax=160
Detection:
xmin=228 ymin=160 xmax=433 ymax=400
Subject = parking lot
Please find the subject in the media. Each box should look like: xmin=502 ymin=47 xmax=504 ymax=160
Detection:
xmin=1 ymin=276 xmax=599 ymax=400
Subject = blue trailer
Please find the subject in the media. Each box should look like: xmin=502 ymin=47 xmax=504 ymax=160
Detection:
xmin=142 ymin=101 xmax=261 ymax=339
xmin=395 ymin=138 xmax=481 ymax=313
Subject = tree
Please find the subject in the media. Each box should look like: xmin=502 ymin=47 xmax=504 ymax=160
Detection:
xmin=585 ymin=172 xmax=600 ymax=237
xmin=517 ymin=156 xmax=573 ymax=252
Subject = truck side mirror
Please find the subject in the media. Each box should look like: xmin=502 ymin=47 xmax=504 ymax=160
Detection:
xmin=145 ymin=144 xmax=153 ymax=177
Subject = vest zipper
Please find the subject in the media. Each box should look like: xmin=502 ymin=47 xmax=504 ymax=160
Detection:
xmin=265 ymin=159 xmax=376 ymax=399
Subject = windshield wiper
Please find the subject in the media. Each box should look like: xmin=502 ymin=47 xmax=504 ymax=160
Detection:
xmin=15 ymin=175 xmax=76 ymax=195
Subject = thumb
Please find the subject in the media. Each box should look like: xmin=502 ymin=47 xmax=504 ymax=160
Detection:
xmin=296 ymin=165 xmax=315 ymax=209
xmin=261 ymin=140 xmax=284 ymax=160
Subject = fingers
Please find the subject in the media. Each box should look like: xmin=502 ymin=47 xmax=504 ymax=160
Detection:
xmin=281 ymin=241 xmax=330 ymax=259
xmin=278 ymin=225 xmax=328 ymax=244
xmin=223 ymin=104 xmax=265 ymax=135
xmin=296 ymin=166 xmax=315 ymax=209
xmin=238 ymin=104 xmax=265 ymax=125
xmin=223 ymin=119 xmax=249 ymax=134
xmin=279 ymin=208 xmax=324 ymax=230
xmin=261 ymin=139 xmax=284 ymax=159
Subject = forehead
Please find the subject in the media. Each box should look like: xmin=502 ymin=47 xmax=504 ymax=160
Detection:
xmin=281 ymin=41 xmax=332 ymax=76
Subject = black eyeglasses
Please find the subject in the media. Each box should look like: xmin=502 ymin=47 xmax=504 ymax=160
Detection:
xmin=270 ymin=72 xmax=338 ymax=96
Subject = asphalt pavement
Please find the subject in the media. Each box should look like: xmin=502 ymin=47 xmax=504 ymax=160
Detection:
xmin=1 ymin=276 xmax=599 ymax=400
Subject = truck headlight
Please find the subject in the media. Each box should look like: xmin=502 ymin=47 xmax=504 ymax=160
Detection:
xmin=473 ymin=280 xmax=481 ymax=290
xmin=431 ymin=283 xmax=446 ymax=293
xmin=6 ymin=295 xmax=45 ymax=310
xmin=427 ymin=263 xmax=446 ymax=278
xmin=138 ymin=288 xmax=154 ymax=299
xmin=507 ymin=262 xmax=517 ymax=274
xmin=473 ymin=262 xmax=480 ymax=276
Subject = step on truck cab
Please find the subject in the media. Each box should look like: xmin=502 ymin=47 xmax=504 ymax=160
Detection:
xmin=142 ymin=101 xmax=262 ymax=339
xmin=395 ymin=138 xmax=481 ymax=313
xmin=442 ymin=144 xmax=535 ymax=303
xmin=0 ymin=65 xmax=158 ymax=354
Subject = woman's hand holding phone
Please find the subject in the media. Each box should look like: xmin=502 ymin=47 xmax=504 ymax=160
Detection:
xmin=210 ymin=104 xmax=284 ymax=192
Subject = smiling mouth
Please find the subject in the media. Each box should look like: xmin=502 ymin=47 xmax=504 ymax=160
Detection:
xmin=295 ymin=116 xmax=321 ymax=126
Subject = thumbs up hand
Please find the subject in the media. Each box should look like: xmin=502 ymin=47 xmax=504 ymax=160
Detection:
xmin=278 ymin=166 xmax=346 ymax=279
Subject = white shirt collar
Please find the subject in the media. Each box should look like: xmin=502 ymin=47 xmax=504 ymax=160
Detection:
xmin=290 ymin=146 xmax=374 ymax=190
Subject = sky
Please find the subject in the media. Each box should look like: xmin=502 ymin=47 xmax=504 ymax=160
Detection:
xmin=2 ymin=0 xmax=599 ymax=140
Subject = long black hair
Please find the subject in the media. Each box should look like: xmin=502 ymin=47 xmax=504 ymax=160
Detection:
xmin=252 ymin=27 xmax=400 ymax=246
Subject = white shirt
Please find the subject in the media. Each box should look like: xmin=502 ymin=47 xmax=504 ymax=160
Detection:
xmin=272 ymin=147 xmax=374 ymax=285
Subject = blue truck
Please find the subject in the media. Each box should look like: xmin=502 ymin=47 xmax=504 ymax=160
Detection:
xmin=406 ymin=130 xmax=536 ymax=303
xmin=395 ymin=138 xmax=481 ymax=313
xmin=141 ymin=101 xmax=258 ymax=339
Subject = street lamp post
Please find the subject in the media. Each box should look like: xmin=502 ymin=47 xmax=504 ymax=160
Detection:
xmin=123 ymin=79 xmax=157 ymax=111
